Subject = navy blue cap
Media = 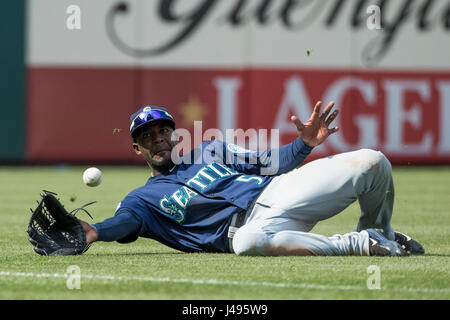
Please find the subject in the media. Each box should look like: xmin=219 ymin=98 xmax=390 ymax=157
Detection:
xmin=129 ymin=106 xmax=176 ymax=139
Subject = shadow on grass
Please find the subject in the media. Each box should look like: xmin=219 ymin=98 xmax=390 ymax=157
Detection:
xmin=91 ymin=252 xmax=185 ymax=257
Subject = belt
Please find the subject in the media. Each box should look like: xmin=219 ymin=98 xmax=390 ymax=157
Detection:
xmin=227 ymin=210 xmax=250 ymax=253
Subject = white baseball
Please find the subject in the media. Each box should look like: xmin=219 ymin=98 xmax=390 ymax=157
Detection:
xmin=83 ymin=167 xmax=102 ymax=187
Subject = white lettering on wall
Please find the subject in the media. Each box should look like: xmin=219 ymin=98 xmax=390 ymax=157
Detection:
xmin=323 ymin=77 xmax=378 ymax=151
xmin=383 ymin=80 xmax=432 ymax=154
xmin=214 ymin=77 xmax=242 ymax=132
xmin=275 ymin=76 xmax=326 ymax=152
xmin=437 ymin=81 xmax=450 ymax=154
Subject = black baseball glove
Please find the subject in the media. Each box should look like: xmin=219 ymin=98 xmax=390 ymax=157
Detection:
xmin=27 ymin=190 xmax=95 ymax=256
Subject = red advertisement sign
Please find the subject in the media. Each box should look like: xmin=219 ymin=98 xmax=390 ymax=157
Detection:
xmin=26 ymin=67 xmax=450 ymax=164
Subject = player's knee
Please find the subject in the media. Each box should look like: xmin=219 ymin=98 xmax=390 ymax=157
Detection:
xmin=232 ymin=227 xmax=270 ymax=256
xmin=354 ymin=149 xmax=391 ymax=173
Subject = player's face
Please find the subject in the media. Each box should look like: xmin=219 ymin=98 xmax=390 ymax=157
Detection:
xmin=133 ymin=122 xmax=175 ymax=172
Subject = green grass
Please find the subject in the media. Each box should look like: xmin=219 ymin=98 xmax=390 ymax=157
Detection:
xmin=0 ymin=165 xmax=449 ymax=300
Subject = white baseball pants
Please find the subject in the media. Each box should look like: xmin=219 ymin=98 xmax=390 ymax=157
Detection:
xmin=232 ymin=149 xmax=395 ymax=256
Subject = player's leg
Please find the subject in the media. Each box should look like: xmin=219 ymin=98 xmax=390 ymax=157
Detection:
xmin=253 ymin=148 xmax=396 ymax=240
xmin=232 ymin=205 xmax=407 ymax=256
xmin=232 ymin=208 xmax=371 ymax=256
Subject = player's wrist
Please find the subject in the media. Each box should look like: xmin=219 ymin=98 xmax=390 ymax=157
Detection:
xmin=86 ymin=228 xmax=98 ymax=244
xmin=81 ymin=221 xmax=98 ymax=243
xmin=297 ymin=137 xmax=315 ymax=149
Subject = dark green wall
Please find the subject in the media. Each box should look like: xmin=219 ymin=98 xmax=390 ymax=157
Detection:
xmin=0 ymin=1 xmax=25 ymax=162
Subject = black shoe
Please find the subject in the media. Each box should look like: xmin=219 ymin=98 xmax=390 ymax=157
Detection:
xmin=366 ymin=229 xmax=409 ymax=257
xmin=394 ymin=231 xmax=425 ymax=255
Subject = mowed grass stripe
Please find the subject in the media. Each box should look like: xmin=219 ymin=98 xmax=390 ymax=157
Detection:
xmin=1 ymin=270 xmax=449 ymax=294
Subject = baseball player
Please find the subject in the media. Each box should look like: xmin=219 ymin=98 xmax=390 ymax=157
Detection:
xmin=78 ymin=103 xmax=424 ymax=257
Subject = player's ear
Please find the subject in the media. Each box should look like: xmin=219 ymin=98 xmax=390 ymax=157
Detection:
xmin=132 ymin=143 xmax=142 ymax=155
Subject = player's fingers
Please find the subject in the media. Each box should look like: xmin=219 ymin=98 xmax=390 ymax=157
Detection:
xmin=320 ymin=102 xmax=335 ymax=121
xmin=310 ymin=101 xmax=322 ymax=120
xmin=33 ymin=246 xmax=48 ymax=256
xmin=328 ymin=126 xmax=339 ymax=135
xmin=28 ymin=237 xmax=38 ymax=246
xmin=325 ymin=109 xmax=339 ymax=126
xmin=290 ymin=115 xmax=304 ymax=131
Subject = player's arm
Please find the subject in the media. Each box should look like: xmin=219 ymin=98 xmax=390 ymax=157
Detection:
xmin=221 ymin=137 xmax=313 ymax=176
xmin=80 ymin=209 xmax=142 ymax=244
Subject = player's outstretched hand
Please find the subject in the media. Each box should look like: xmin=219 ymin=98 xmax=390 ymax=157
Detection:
xmin=80 ymin=220 xmax=98 ymax=244
xmin=290 ymin=101 xmax=339 ymax=147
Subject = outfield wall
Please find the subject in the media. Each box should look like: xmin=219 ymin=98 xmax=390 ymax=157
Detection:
xmin=18 ymin=0 xmax=450 ymax=164
xmin=0 ymin=1 xmax=26 ymax=163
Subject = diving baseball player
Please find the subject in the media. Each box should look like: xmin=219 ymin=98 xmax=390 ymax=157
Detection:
xmin=77 ymin=103 xmax=424 ymax=257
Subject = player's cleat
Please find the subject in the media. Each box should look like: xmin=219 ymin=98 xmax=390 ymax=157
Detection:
xmin=366 ymin=229 xmax=409 ymax=257
xmin=394 ymin=231 xmax=425 ymax=255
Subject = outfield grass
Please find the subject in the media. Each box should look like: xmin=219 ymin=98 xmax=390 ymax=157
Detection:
xmin=0 ymin=165 xmax=449 ymax=300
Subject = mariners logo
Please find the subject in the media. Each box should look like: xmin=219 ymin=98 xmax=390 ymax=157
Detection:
xmin=159 ymin=186 xmax=199 ymax=223
xmin=158 ymin=161 xmax=262 ymax=223
xmin=158 ymin=162 xmax=239 ymax=223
